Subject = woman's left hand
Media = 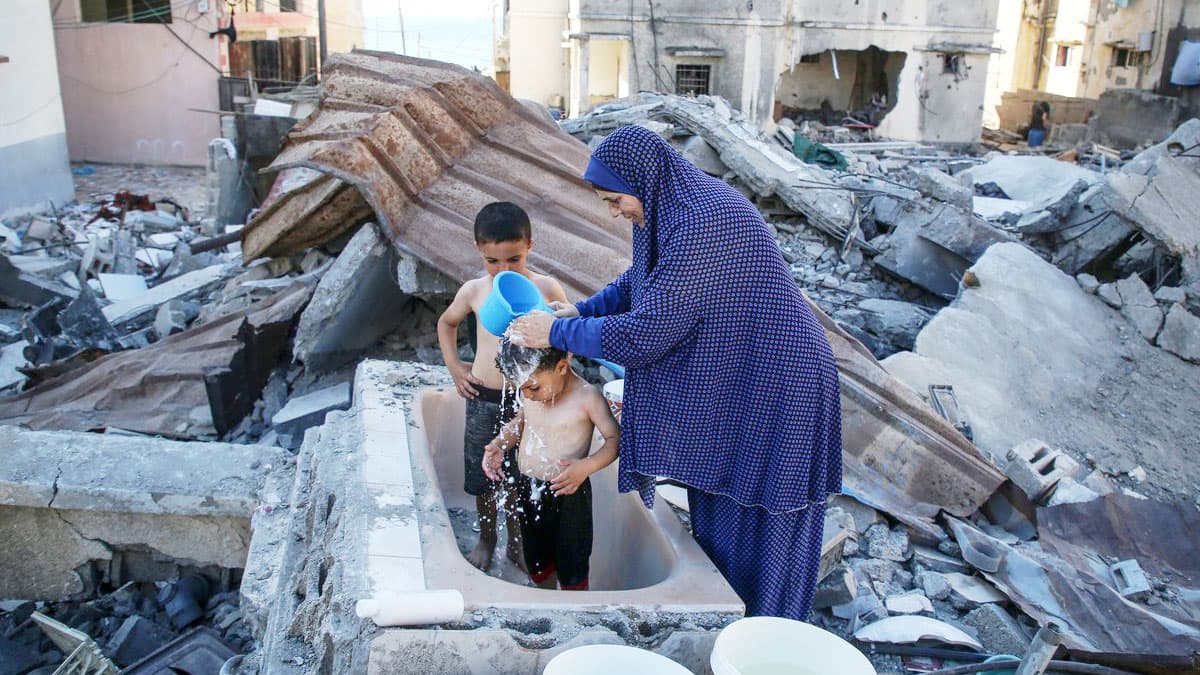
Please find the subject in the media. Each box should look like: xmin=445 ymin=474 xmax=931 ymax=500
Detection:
xmin=509 ymin=311 xmax=554 ymax=349
xmin=550 ymin=458 xmax=591 ymax=496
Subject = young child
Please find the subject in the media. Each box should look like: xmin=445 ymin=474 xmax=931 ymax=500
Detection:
xmin=437 ymin=202 xmax=568 ymax=571
xmin=482 ymin=340 xmax=620 ymax=591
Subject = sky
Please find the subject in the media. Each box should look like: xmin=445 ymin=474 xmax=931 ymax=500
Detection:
xmin=359 ymin=0 xmax=494 ymax=71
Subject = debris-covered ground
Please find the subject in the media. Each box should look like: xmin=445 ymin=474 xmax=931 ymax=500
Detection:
xmin=3 ymin=53 xmax=1200 ymax=673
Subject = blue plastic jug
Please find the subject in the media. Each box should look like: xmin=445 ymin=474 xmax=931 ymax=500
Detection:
xmin=479 ymin=271 xmax=626 ymax=378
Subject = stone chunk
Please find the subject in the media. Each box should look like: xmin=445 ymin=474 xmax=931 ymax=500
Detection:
xmin=866 ymin=524 xmax=911 ymax=562
xmin=272 ymin=382 xmax=352 ymax=450
xmin=963 ymin=604 xmax=1030 ymax=657
xmin=1154 ymin=285 xmax=1187 ymax=304
xmin=943 ymin=572 xmax=1007 ymax=605
xmin=859 ymin=299 xmax=928 ymax=352
xmin=1076 ymin=273 xmax=1100 ymax=294
xmin=1116 ymin=274 xmax=1163 ymax=341
xmin=153 ymin=299 xmax=200 ymax=340
xmin=1003 ymin=439 xmax=1081 ymax=502
xmin=1097 ymin=282 xmax=1122 ymax=308
xmin=852 ymin=557 xmax=903 ymax=584
xmin=812 ymin=568 xmax=858 ymax=610
xmin=914 ymin=167 xmax=973 ymax=209
xmin=917 ymin=571 xmax=952 ymax=601
xmin=1157 ymin=304 xmax=1200 ymax=363
xmin=681 ymin=135 xmax=728 ymax=176
xmin=885 ymin=590 xmax=933 ymax=615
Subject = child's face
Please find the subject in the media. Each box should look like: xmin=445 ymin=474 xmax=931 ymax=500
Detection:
xmin=518 ymin=360 xmax=571 ymax=402
xmin=476 ymin=238 xmax=532 ymax=278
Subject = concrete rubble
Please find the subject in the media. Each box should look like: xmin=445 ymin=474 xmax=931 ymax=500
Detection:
xmin=3 ymin=51 xmax=1200 ymax=675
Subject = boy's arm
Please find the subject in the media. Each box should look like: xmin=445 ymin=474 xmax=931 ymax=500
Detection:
xmin=549 ymin=389 xmax=619 ymax=496
xmin=482 ymin=409 xmax=525 ymax=481
xmin=437 ymin=282 xmax=483 ymax=399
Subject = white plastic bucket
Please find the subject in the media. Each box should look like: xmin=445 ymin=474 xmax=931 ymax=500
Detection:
xmin=602 ymin=379 xmax=624 ymax=420
xmin=543 ymin=644 xmax=691 ymax=675
xmin=711 ymin=617 xmax=876 ymax=675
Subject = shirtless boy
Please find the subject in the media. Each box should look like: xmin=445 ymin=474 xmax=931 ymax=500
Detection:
xmin=437 ymin=202 xmax=568 ymax=571
xmin=482 ymin=340 xmax=619 ymax=590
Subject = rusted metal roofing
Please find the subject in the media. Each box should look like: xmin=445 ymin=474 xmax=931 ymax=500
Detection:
xmin=243 ymin=50 xmax=632 ymax=301
xmin=243 ymin=51 xmax=1002 ymax=517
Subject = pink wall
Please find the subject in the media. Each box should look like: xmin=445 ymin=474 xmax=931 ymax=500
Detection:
xmin=52 ymin=2 xmax=223 ymax=166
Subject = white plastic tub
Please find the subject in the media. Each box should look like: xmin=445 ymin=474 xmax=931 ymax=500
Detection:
xmin=711 ymin=616 xmax=876 ymax=675
xmin=544 ymin=644 xmax=691 ymax=675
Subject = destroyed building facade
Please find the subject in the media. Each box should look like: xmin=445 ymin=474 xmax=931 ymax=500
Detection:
xmin=0 ymin=0 xmax=74 ymax=214
xmin=496 ymin=0 xmax=1001 ymax=143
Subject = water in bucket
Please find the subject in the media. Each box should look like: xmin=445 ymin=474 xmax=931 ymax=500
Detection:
xmin=711 ymin=617 xmax=876 ymax=675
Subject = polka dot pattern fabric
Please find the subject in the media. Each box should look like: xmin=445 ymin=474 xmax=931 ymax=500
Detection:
xmin=587 ymin=124 xmax=843 ymax=515
xmin=689 ymin=488 xmax=828 ymax=620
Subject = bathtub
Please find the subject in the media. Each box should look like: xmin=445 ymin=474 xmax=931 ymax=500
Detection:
xmin=409 ymin=385 xmax=745 ymax=614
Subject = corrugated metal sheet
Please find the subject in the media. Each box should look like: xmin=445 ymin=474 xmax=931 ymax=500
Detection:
xmin=243 ymin=50 xmax=631 ymax=301
xmin=243 ymin=51 xmax=1002 ymax=517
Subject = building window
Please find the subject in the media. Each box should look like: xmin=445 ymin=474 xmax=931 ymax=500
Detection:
xmin=675 ymin=64 xmax=711 ymax=96
xmin=80 ymin=0 xmax=172 ymax=23
xmin=942 ymin=53 xmax=964 ymax=75
xmin=279 ymin=0 xmax=298 ymax=11
xmin=1112 ymin=47 xmax=1136 ymax=67
xmin=1055 ymin=45 xmax=1072 ymax=67
xmin=798 ymin=53 xmax=821 ymax=64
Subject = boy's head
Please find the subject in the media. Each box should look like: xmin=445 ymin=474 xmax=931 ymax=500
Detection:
xmin=474 ymin=202 xmax=532 ymax=278
xmin=497 ymin=337 xmax=570 ymax=402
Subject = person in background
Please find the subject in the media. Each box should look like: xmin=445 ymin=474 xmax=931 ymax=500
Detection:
xmin=1028 ymin=100 xmax=1051 ymax=147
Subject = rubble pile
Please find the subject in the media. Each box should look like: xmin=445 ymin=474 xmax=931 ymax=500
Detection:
xmin=0 ymin=579 xmax=250 ymax=671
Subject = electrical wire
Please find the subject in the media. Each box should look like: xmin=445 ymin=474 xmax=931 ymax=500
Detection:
xmin=0 ymin=95 xmax=63 ymax=127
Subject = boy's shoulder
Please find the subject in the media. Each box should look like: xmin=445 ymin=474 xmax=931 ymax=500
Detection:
xmin=458 ymin=275 xmax=492 ymax=302
xmin=528 ymin=272 xmax=564 ymax=295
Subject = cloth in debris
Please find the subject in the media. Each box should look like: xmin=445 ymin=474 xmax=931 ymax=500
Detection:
xmin=516 ymin=474 xmax=593 ymax=590
xmin=549 ymin=124 xmax=843 ymax=516
xmin=792 ymin=135 xmax=848 ymax=171
xmin=690 ymin=487 xmax=828 ymax=619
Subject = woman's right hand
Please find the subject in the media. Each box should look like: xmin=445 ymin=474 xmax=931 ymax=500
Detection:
xmin=449 ymin=361 xmax=482 ymax=399
xmin=549 ymin=301 xmax=579 ymax=319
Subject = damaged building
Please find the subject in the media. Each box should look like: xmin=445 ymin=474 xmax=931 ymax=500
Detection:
xmin=496 ymin=0 xmax=1002 ymax=143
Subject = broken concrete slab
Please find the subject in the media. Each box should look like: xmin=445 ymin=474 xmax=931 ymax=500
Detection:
xmin=1107 ymin=156 xmax=1200 ymax=285
xmin=812 ymin=568 xmax=858 ymax=610
xmin=1049 ymin=182 xmax=1137 ymax=276
xmin=0 ymin=341 xmax=29 ymax=391
xmin=874 ymin=225 xmax=970 ymax=298
xmin=0 ymin=253 xmax=78 ymax=308
xmin=97 ymin=273 xmax=148 ymax=302
xmin=102 ymin=264 xmax=232 ymax=326
xmin=679 ymin=135 xmax=728 ymax=177
xmin=1154 ymin=285 xmax=1187 ymax=304
xmin=858 ymin=299 xmax=929 ymax=352
xmin=271 ymin=382 xmax=352 ymax=450
xmin=911 ymin=545 xmax=970 ymax=574
xmin=973 ymin=196 xmax=1030 ymax=222
xmin=1097 ymin=282 xmax=1122 ymax=308
xmin=961 ymin=155 xmax=1101 ymax=206
xmin=1075 ymin=273 xmax=1100 ymax=294
xmin=882 ymin=243 xmax=1200 ymax=503
xmin=153 ymin=299 xmax=200 ymax=340
xmin=913 ymin=167 xmax=972 ymax=209
xmin=1157 ymin=303 xmax=1200 ymax=363
xmin=963 ymin=604 xmax=1030 ymax=657
xmin=916 ymin=571 xmax=951 ymax=601
xmin=865 ymin=524 xmax=910 ymax=562
xmin=885 ymin=591 xmax=933 ymax=615
xmin=942 ymin=572 xmax=1006 ymax=605
xmin=1115 ymin=274 xmax=1163 ymax=341
xmin=107 ymin=616 xmax=174 ymax=667
xmin=854 ymin=615 xmax=983 ymax=650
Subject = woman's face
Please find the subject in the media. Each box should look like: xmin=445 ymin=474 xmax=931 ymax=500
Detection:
xmin=596 ymin=189 xmax=644 ymax=226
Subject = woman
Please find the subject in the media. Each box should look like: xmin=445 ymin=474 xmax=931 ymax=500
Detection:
xmin=510 ymin=125 xmax=842 ymax=620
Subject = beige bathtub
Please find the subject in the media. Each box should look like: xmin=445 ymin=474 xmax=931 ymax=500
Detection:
xmin=409 ymin=387 xmax=745 ymax=614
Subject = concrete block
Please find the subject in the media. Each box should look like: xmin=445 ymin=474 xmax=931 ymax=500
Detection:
xmin=107 ymin=615 xmax=173 ymax=666
xmin=1116 ymin=274 xmax=1163 ymax=341
xmin=963 ymin=604 xmax=1030 ymax=657
xmin=1076 ymin=273 xmax=1100 ymax=294
xmin=102 ymin=264 xmax=231 ymax=325
xmin=885 ymin=590 xmax=933 ymax=615
xmin=852 ymin=558 xmax=903 ymax=584
xmin=1154 ymin=286 xmax=1187 ymax=304
xmin=153 ymin=299 xmax=200 ymax=340
xmin=812 ymin=568 xmax=858 ymax=610
xmin=858 ymin=299 xmax=928 ymax=351
xmin=911 ymin=545 xmax=970 ymax=574
xmin=1097 ymin=282 xmax=1122 ymax=308
xmin=1157 ymin=304 xmax=1200 ymax=363
xmin=1003 ymin=439 xmax=1081 ymax=502
xmin=272 ymin=382 xmax=352 ymax=448
xmin=866 ymin=524 xmax=910 ymax=562
xmin=1045 ymin=477 xmax=1101 ymax=506
xmin=1110 ymin=559 xmax=1152 ymax=601
xmin=914 ymin=167 xmax=973 ymax=209
xmin=917 ymin=571 xmax=952 ymax=601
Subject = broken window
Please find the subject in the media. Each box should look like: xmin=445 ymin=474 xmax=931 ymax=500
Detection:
xmin=798 ymin=53 xmax=821 ymax=64
xmin=80 ymin=0 xmax=172 ymax=23
xmin=942 ymin=53 xmax=964 ymax=76
xmin=675 ymin=64 xmax=711 ymax=96
xmin=1112 ymin=47 xmax=1136 ymax=68
xmin=1055 ymin=45 xmax=1072 ymax=67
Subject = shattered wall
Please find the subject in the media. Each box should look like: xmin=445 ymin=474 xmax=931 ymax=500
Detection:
xmin=50 ymin=1 xmax=221 ymax=166
xmin=0 ymin=0 xmax=74 ymax=215
xmin=774 ymin=48 xmax=906 ymax=115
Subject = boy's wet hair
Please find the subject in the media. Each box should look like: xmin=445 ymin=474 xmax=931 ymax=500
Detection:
xmin=474 ymin=202 xmax=532 ymax=244
xmin=496 ymin=335 xmax=568 ymax=383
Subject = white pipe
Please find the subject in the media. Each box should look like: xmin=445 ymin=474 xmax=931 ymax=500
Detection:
xmin=355 ymin=590 xmax=465 ymax=627
xmin=830 ymin=50 xmax=840 ymax=80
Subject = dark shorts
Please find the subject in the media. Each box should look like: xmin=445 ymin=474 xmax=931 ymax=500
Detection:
xmin=463 ymin=385 xmax=518 ymax=497
xmin=516 ymin=473 xmax=592 ymax=590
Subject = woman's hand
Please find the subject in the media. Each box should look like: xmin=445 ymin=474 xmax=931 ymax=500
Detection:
xmin=508 ymin=311 xmax=554 ymax=349
xmin=549 ymin=301 xmax=580 ymax=319
xmin=482 ymin=442 xmax=505 ymax=482
xmin=550 ymin=458 xmax=593 ymax=496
